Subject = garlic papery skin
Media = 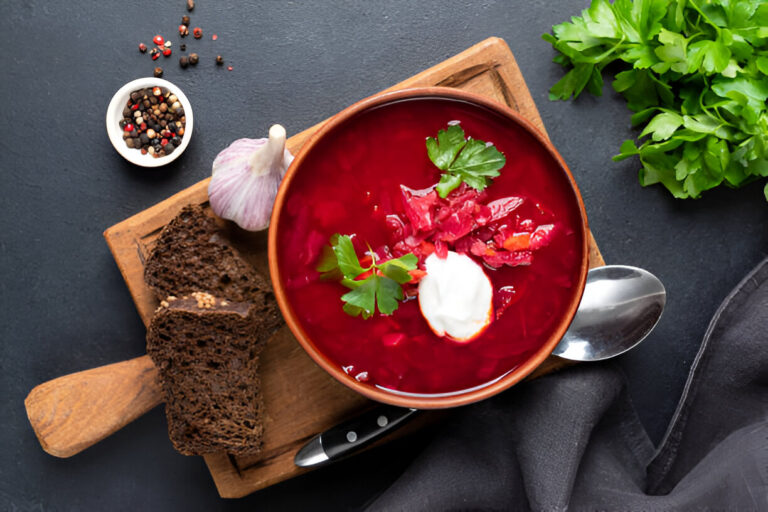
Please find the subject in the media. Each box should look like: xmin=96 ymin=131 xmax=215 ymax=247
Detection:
xmin=208 ymin=124 xmax=294 ymax=231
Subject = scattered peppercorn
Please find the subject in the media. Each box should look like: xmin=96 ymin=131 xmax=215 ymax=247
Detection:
xmin=180 ymin=43 xmax=186 ymax=51
xmin=179 ymin=56 xmax=189 ymax=68
xmin=154 ymin=67 xmax=163 ymax=78
xmin=121 ymin=87 xmax=186 ymax=158
xmin=227 ymin=65 xmax=233 ymax=71
xmin=164 ymin=40 xmax=172 ymax=48
xmin=193 ymin=27 xmax=202 ymax=39
xmin=150 ymin=48 xmax=160 ymax=60
xmin=181 ymin=15 xmax=190 ymax=26
xmin=189 ymin=53 xmax=199 ymax=65
xmin=153 ymin=35 xmax=165 ymax=46
xmin=139 ymin=43 xmax=147 ymax=53
xmin=186 ymin=0 xmax=195 ymax=11
xmin=212 ymin=34 xmax=218 ymax=41
xmin=178 ymin=24 xmax=189 ymax=37
xmin=162 ymin=47 xmax=172 ymax=57
xmin=216 ymin=55 xmax=223 ymax=65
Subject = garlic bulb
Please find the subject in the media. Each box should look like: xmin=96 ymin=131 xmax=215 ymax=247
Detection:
xmin=208 ymin=124 xmax=294 ymax=231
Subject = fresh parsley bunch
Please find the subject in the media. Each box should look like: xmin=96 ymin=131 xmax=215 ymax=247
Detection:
xmin=544 ymin=0 xmax=768 ymax=200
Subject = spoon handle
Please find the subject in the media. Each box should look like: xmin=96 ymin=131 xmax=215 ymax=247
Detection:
xmin=24 ymin=355 xmax=162 ymax=458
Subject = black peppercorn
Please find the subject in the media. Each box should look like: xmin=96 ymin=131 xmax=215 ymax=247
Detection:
xmin=216 ymin=55 xmax=224 ymax=65
xmin=179 ymin=56 xmax=189 ymax=68
xmin=154 ymin=66 xmax=163 ymax=78
xmin=189 ymin=53 xmax=199 ymax=65
xmin=180 ymin=44 xmax=186 ymax=51
xmin=181 ymin=15 xmax=190 ymax=25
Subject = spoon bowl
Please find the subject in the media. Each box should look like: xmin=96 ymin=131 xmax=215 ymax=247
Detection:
xmin=552 ymin=265 xmax=666 ymax=361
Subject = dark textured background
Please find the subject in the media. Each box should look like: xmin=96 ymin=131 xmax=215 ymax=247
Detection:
xmin=2 ymin=1 xmax=766 ymax=510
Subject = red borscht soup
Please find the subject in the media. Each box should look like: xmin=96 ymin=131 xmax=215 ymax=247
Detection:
xmin=276 ymin=96 xmax=585 ymax=396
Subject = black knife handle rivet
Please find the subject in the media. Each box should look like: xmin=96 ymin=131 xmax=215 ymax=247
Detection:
xmin=320 ymin=406 xmax=418 ymax=460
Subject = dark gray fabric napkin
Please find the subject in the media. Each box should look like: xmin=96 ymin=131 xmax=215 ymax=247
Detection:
xmin=366 ymin=258 xmax=768 ymax=511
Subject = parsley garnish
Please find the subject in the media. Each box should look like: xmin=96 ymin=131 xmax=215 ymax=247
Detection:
xmin=426 ymin=124 xmax=506 ymax=198
xmin=317 ymin=234 xmax=418 ymax=319
xmin=544 ymin=0 xmax=768 ymax=201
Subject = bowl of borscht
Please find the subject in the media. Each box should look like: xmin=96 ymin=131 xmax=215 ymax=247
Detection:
xmin=268 ymin=87 xmax=589 ymax=408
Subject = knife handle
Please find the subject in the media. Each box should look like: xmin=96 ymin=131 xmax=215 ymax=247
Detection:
xmin=321 ymin=406 xmax=418 ymax=460
xmin=24 ymin=355 xmax=163 ymax=457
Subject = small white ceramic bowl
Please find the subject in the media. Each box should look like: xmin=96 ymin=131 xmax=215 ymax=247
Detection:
xmin=106 ymin=77 xmax=194 ymax=167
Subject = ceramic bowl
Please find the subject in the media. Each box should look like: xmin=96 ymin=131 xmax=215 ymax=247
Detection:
xmin=269 ymin=87 xmax=589 ymax=409
xmin=105 ymin=77 xmax=193 ymax=167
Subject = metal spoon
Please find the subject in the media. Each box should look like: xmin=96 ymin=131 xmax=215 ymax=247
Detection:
xmin=295 ymin=265 xmax=666 ymax=467
xmin=552 ymin=265 xmax=666 ymax=360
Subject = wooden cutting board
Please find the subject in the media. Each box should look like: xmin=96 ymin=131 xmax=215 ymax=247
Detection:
xmin=104 ymin=37 xmax=604 ymax=498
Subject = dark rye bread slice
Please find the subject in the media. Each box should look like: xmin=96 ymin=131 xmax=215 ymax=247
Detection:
xmin=144 ymin=204 xmax=277 ymax=311
xmin=147 ymin=292 xmax=274 ymax=456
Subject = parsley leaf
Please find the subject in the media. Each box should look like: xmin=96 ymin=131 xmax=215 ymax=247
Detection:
xmin=318 ymin=234 xmax=417 ymax=319
xmin=545 ymin=0 xmax=768 ymax=200
xmin=426 ymin=124 xmax=506 ymax=198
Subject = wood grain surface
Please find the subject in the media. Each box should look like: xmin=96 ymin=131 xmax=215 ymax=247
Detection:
xmin=27 ymin=37 xmax=604 ymax=498
xmin=25 ymin=355 xmax=162 ymax=458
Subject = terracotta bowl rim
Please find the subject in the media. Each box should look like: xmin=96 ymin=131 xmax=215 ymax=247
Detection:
xmin=268 ymin=86 xmax=589 ymax=409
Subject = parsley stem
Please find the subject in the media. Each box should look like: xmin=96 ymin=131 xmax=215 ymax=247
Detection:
xmin=687 ymin=0 xmax=721 ymax=34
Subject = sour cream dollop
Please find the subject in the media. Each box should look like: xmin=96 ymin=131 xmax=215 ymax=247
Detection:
xmin=418 ymin=251 xmax=493 ymax=342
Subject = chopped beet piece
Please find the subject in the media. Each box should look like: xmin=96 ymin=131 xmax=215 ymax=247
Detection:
xmin=435 ymin=240 xmax=449 ymax=259
xmin=385 ymin=214 xmax=407 ymax=240
xmin=475 ymin=204 xmax=492 ymax=226
xmin=444 ymin=183 xmax=485 ymax=207
xmin=372 ymin=245 xmax=393 ymax=263
xmin=470 ymin=239 xmax=492 ymax=258
xmin=529 ymin=224 xmax=557 ymax=250
xmin=435 ymin=201 xmax=478 ymax=242
xmin=453 ymin=235 xmax=475 ymax=255
xmin=487 ymin=196 xmax=524 ymax=222
xmin=401 ymin=185 xmax=438 ymax=233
